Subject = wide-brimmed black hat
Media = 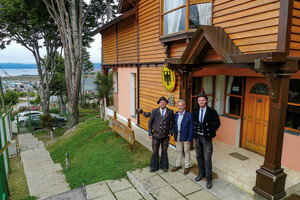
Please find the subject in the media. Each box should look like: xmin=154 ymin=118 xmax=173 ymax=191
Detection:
xmin=196 ymin=93 xmax=208 ymax=101
xmin=157 ymin=96 xmax=169 ymax=104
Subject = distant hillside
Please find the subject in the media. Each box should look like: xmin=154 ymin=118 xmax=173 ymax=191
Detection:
xmin=0 ymin=63 xmax=36 ymax=69
xmin=0 ymin=63 xmax=101 ymax=70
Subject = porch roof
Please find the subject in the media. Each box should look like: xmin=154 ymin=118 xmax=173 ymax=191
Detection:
xmin=179 ymin=25 xmax=242 ymax=65
xmin=168 ymin=25 xmax=300 ymax=69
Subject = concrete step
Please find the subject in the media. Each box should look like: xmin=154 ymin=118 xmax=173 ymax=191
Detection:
xmin=127 ymin=167 xmax=254 ymax=200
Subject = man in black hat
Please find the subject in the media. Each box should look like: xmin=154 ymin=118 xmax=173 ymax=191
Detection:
xmin=193 ymin=93 xmax=220 ymax=189
xmin=148 ymin=96 xmax=174 ymax=172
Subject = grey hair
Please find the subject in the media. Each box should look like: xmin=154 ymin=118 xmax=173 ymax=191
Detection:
xmin=177 ymin=99 xmax=186 ymax=105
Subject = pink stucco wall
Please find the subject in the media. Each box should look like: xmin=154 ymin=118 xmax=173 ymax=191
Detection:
xmin=113 ymin=93 xmax=118 ymax=108
xmin=282 ymin=133 xmax=300 ymax=172
xmin=118 ymin=68 xmax=137 ymax=124
xmin=214 ymin=116 xmax=237 ymax=146
xmin=214 ymin=116 xmax=300 ymax=172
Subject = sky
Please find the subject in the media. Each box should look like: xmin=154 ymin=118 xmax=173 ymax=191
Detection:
xmin=0 ymin=34 xmax=102 ymax=64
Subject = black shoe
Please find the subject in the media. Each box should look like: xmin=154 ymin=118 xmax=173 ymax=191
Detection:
xmin=206 ymin=180 xmax=212 ymax=189
xmin=150 ymin=168 xmax=157 ymax=172
xmin=162 ymin=168 xmax=168 ymax=172
xmin=195 ymin=174 xmax=205 ymax=182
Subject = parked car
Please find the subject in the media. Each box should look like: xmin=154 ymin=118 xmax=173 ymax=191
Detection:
xmin=25 ymin=113 xmax=67 ymax=130
xmin=14 ymin=111 xmax=43 ymax=127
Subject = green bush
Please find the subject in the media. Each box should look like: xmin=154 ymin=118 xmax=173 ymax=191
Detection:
xmin=82 ymin=102 xmax=90 ymax=108
xmin=40 ymin=113 xmax=56 ymax=130
xmin=91 ymin=102 xmax=97 ymax=109
xmin=18 ymin=92 xmax=27 ymax=97
xmin=29 ymin=92 xmax=35 ymax=97
xmin=50 ymin=108 xmax=60 ymax=114
xmin=4 ymin=90 xmax=19 ymax=106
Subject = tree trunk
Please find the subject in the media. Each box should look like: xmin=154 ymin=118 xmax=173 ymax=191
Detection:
xmin=43 ymin=0 xmax=84 ymax=129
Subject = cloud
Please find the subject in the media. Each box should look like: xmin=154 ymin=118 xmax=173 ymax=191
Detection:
xmin=0 ymin=35 xmax=102 ymax=64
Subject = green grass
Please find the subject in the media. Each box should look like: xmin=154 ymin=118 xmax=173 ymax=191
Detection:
xmin=33 ymin=127 xmax=67 ymax=144
xmin=78 ymin=107 xmax=99 ymax=123
xmin=8 ymin=151 xmax=37 ymax=200
xmin=47 ymin=118 xmax=152 ymax=189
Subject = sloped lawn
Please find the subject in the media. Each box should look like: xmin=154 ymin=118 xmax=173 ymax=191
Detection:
xmin=47 ymin=118 xmax=152 ymax=189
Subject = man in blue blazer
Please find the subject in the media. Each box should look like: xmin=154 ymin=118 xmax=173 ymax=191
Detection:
xmin=193 ymin=93 xmax=220 ymax=189
xmin=171 ymin=99 xmax=194 ymax=175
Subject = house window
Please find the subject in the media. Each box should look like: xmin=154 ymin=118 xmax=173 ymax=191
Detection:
xmin=191 ymin=76 xmax=215 ymax=111
xmin=224 ymin=76 xmax=244 ymax=117
xmin=113 ymin=71 xmax=118 ymax=93
xmin=285 ymin=79 xmax=300 ymax=132
xmin=161 ymin=0 xmax=212 ymax=35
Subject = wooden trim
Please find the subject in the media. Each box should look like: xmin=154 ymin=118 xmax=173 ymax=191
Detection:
xmin=159 ymin=31 xmax=195 ymax=43
xmin=287 ymin=102 xmax=300 ymax=106
xmin=137 ymin=4 xmax=140 ymax=63
xmin=277 ymin=0 xmax=294 ymax=53
xmin=285 ymin=127 xmax=300 ymax=133
xmin=161 ymin=5 xmax=186 ymax=16
xmin=160 ymin=0 xmax=163 ymax=36
xmin=224 ymin=94 xmax=243 ymax=98
xmin=91 ymin=9 xmax=135 ymax=35
xmin=116 ymin=23 xmax=118 ymax=63
xmin=186 ymin=0 xmax=189 ymax=31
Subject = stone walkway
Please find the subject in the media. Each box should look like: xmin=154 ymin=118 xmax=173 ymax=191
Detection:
xmin=19 ymin=133 xmax=70 ymax=199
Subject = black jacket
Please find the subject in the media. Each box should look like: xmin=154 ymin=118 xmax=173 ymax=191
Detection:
xmin=148 ymin=107 xmax=174 ymax=139
xmin=193 ymin=106 xmax=221 ymax=140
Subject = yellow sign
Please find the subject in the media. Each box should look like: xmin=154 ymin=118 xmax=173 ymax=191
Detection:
xmin=162 ymin=65 xmax=176 ymax=91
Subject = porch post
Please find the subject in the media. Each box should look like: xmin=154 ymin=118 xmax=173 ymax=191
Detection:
xmin=179 ymin=72 xmax=192 ymax=112
xmin=253 ymin=60 xmax=298 ymax=200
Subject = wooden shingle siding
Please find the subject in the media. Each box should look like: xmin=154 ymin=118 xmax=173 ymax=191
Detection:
xmin=139 ymin=66 xmax=180 ymax=130
xmin=203 ymin=47 xmax=222 ymax=62
xmin=138 ymin=0 xmax=166 ymax=62
xmin=290 ymin=0 xmax=300 ymax=57
xmin=170 ymin=40 xmax=189 ymax=58
xmin=117 ymin=15 xmax=138 ymax=63
xmin=102 ymin=25 xmax=117 ymax=64
xmin=213 ymin=0 xmax=280 ymax=54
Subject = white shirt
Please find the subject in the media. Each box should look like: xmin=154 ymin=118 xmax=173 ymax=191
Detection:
xmin=199 ymin=106 xmax=207 ymax=123
xmin=160 ymin=108 xmax=166 ymax=117
xmin=177 ymin=110 xmax=185 ymax=132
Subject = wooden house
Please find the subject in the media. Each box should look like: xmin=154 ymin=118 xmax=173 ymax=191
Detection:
xmin=93 ymin=0 xmax=300 ymax=199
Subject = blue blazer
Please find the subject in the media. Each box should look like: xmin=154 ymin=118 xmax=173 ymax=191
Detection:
xmin=174 ymin=111 xmax=194 ymax=143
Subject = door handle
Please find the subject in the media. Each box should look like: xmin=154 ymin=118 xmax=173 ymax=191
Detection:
xmin=243 ymin=116 xmax=246 ymax=119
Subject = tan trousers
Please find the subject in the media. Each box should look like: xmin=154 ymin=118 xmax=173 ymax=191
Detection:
xmin=175 ymin=132 xmax=191 ymax=168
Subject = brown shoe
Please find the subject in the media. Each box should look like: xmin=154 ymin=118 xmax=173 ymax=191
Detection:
xmin=184 ymin=168 xmax=190 ymax=175
xmin=171 ymin=166 xmax=182 ymax=172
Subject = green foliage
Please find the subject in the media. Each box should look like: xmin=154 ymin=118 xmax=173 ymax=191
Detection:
xmin=48 ymin=118 xmax=152 ymax=189
xmin=18 ymin=92 xmax=27 ymax=97
xmin=79 ymin=107 xmax=99 ymax=123
xmin=31 ymin=94 xmax=41 ymax=106
xmin=4 ymin=90 xmax=19 ymax=106
xmin=49 ymin=54 xmax=67 ymax=97
xmin=40 ymin=113 xmax=56 ymax=131
xmin=29 ymin=92 xmax=35 ymax=97
xmin=94 ymin=71 xmax=113 ymax=100
xmin=50 ymin=107 xmax=59 ymax=114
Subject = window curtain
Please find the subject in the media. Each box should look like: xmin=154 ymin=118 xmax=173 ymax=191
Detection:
xmin=225 ymin=76 xmax=234 ymax=113
xmin=203 ymin=76 xmax=213 ymax=107
xmin=165 ymin=0 xmax=183 ymax=34
xmin=196 ymin=3 xmax=212 ymax=25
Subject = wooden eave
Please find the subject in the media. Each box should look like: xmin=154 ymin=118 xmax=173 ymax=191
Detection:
xmin=118 ymin=0 xmax=134 ymax=13
xmin=179 ymin=25 xmax=242 ymax=65
xmin=90 ymin=9 xmax=135 ymax=36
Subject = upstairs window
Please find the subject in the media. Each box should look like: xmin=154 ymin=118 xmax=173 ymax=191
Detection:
xmin=161 ymin=0 xmax=212 ymax=35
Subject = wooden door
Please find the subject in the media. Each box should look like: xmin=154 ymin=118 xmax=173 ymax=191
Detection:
xmin=242 ymin=78 xmax=270 ymax=155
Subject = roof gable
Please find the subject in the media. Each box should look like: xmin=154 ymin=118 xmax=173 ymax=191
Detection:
xmin=179 ymin=25 xmax=242 ymax=64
